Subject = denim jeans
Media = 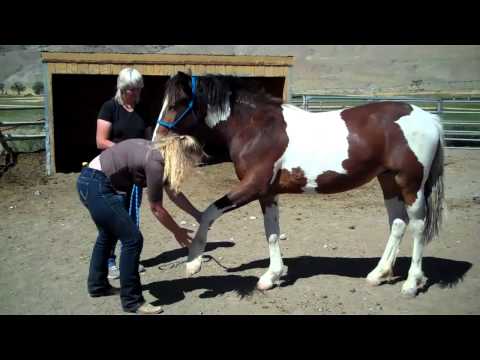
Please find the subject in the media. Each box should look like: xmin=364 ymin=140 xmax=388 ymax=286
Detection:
xmin=77 ymin=167 xmax=145 ymax=312
xmin=108 ymin=186 xmax=143 ymax=268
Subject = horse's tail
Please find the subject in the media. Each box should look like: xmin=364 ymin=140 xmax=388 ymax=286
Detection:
xmin=423 ymin=115 xmax=445 ymax=244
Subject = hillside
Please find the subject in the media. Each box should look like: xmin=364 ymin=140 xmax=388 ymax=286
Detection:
xmin=1 ymin=45 xmax=479 ymax=95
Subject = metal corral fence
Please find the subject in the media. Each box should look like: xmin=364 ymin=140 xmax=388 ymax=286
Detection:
xmin=1 ymin=96 xmax=480 ymax=152
xmin=289 ymin=95 xmax=480 ymax=147
xmin=0 ymin=106 xmax=46 ymax=141
xmin=0 ymin=106 xmax=45 ymax=173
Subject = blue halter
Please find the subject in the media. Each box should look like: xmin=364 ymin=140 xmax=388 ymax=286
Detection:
xmin=157 ymin=76 xmax=197 ymax=129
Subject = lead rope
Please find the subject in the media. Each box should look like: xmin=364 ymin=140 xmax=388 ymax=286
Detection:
xmin=129 ymin=184 xmax=141 ymax=228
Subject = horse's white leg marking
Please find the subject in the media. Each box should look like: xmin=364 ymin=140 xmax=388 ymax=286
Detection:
xmin=186 ymin=203 xmax=224 ymax=277
xmin=367 ymin=197 xmax=408 ymax=285
xmin=257 ymin=197 xmax=287 ymax=290
xmin=401 ymin=192 xmax=428 ymax=297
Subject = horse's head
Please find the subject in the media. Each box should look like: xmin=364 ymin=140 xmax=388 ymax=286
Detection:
xmin=157 ymin=71 xmax=238 ymax=137
xmin=156 ymin=72 xmax=205 ymax=137
xmin=155 ymin=71 xmax=283 ymax=163
xmin=155 ymin=72 xmax=233 ymax=162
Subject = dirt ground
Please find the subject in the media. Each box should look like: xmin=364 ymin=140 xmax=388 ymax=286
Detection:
xmin=0 ymin=148 xmax=479 ymax=315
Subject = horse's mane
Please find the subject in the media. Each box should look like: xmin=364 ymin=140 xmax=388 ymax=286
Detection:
xmin=165 ymin=72 xmax=283 ymax=115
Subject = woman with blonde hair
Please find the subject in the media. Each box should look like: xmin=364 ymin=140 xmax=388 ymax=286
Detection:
xmin=77 ymin=135 xmax=204 ymax=314
xmin=96 ymin=67 xmax=152 ymax=279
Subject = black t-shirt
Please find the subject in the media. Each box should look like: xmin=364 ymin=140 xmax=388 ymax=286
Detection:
xmin=98 ymin=98 xmax=148 ymax=143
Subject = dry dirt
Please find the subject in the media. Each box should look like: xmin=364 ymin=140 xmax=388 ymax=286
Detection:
xmin=0 ymin=149 xmax=479 ymax=315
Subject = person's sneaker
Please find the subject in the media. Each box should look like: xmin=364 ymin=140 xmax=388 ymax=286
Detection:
xmin=89 ymin=286 xmax=120 ymax=298
xmin=107 ymin=265 xmax=120 ymax=280
xmin=138 ymin=264 xmax=146 ymax=273
xmin=136 ymin=303 xmax=163 ymax=315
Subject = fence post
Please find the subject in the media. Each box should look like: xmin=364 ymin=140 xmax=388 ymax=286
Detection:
xmin=436 ymin=99 xmax=444 ymax=115
xmin=42 ymin=62 xmax=51 ymax=176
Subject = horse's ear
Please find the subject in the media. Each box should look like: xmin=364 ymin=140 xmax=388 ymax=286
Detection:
xmin=177 ymin=71 xmax=190 ymax=77
xmin=185 ymin=68 xmax=192 ymax=76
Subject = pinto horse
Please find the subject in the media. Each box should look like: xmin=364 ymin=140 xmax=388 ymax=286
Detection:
xmin=156 ymin=72 xmax=445 ymax=297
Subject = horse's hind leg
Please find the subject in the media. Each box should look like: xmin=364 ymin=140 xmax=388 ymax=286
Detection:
xmin=367 ymin=172 xmax=408 ymax=286
xmin=257 ymin=195 xmax=288 ymax=290
xmin=401 ymin=190 xmax=428 ymax=297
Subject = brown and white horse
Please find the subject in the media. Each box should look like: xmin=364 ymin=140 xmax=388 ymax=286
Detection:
xmin=156 ymin=72 xmax=445 ymax=297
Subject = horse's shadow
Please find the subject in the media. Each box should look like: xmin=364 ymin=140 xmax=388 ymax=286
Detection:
xmin=143 ymin=252 xmax=472 ymax=306
xmin=232 ymin=256 xmax=472 ymax=291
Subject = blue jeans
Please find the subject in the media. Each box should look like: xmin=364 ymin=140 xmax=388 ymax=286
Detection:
xmin=77 ymin=167 xmax=145 ymax=312
xmin=108 ymin=186 xmax=143 ymax=268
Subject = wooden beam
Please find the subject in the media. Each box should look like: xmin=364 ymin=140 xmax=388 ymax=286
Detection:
xmin=99 ymin=64 xmax=111 ymax=75
xmin=41 ymin=52 xmax=295 ymax=67
xmin=88 ymin=64 xmax=100 ymax=74
xmin=283 ymin=76 xmax=289 ymax=102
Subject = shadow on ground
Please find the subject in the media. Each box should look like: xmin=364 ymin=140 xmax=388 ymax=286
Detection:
xmin=143 ymin=253 xmax=472 ymax=305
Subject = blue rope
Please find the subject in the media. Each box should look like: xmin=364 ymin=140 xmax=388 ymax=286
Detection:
xmin=129 ymin=184 xmax=141 ymax=228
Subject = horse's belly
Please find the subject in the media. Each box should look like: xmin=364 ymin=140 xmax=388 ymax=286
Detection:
xmin=273 ymin=162 xmax=376 ymax=194
xmin=273 ymin=112 xmax=352 ymax=193
xmin=271 ymin=106 xmax=383 ymax=194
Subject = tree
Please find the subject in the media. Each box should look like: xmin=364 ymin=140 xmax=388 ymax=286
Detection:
xmin=32 ymin=81 xmax=44 ymax=95
xmin=11 ymin=81 xmax=26 ymax=95
xmin=0 ymin=83 xmax=4 ymax=94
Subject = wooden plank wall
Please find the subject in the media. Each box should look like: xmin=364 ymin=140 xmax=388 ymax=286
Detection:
xmin=42 ymin=53 xmax=293 ymax=173
xmin=47 ymin=63 xmax=289 ymax=82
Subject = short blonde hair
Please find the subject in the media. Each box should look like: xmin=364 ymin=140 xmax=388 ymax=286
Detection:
xmin=152 ymin=135 xmax=204 ymax=193
xmin=114 ymin=67 xmax=144 ymax=105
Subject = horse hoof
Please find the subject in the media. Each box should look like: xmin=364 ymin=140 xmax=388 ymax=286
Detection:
xmin=256 ymin=280 xmax=274 ymax=291
xmin=366 ymin=268 xmax=393 ymax=286
xmin=401 ymin=277 xmax=427 ymax=297
xmin=257 ymin=273 xmax=277 ymax=290
xmin=186 ymin=258 xmax=202 ymax=277
xmin=401 ymin=287 xmax=418 ymax=298
xmin=366 ymin=278 xmax=383 ymax=287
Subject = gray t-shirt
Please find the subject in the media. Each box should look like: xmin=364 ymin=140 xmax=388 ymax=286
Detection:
xmin=100 ymin=139 xmax=164 ymax=203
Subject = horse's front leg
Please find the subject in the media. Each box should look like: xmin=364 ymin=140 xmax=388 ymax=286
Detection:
xmin=186 ymin=196 xmax=236 ymax=276
xmin=185 ymin=171 xmax=268 ymax=277
xmin=257 ymin=195 xmax=288 ymax=290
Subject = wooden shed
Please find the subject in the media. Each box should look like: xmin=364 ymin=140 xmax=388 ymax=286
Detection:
xmin=41 ymin=51 xmax=295 ymax=174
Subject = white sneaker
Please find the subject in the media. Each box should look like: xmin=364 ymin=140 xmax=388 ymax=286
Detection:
xmin=107 ymin=265 xmax=120 ymax=280
xmin=136 ymin=303 xmax=163 ymax=315
xmin=108 ymin=264 xmax=145 ymax=279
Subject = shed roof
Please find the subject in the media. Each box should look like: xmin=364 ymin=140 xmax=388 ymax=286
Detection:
xmin=41 ymin=52 xmax=294 ymax=66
